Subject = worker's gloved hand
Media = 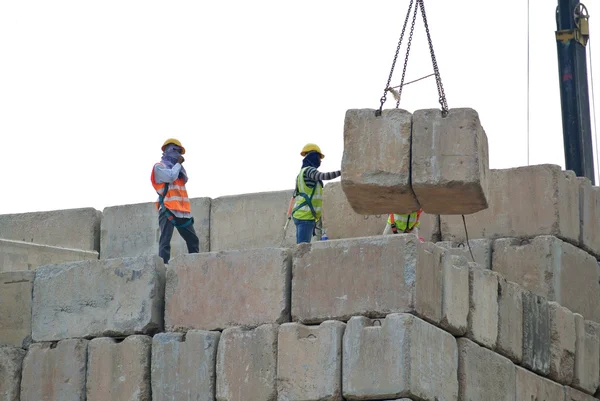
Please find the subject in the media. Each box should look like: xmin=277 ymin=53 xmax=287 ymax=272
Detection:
xmin=418 ymin=237 xmax=425 ymax=243
xmin=177 ymin=156 xmax=185 ymax=164
xmin=178 ymin=165 xmax=188 ymax=182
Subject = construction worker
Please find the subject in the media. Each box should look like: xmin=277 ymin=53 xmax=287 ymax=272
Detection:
xmin=150 ymin=138 xmax=200 ymax=264
xmin=292 ymin=143 xmax=341 ymax=244
xmin=383 ymin=209 xmax=425 ymax=242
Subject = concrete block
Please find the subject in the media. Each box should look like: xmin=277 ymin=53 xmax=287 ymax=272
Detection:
xmin=0 ymin=239 xmax=98 ymax=273
xmin=100 ymin=198 xmax=210 ymax=259
xmin=210 ymin=190 xmax=296 ymax=251
xmin=548 ymin=301 xmax=576 ymax=384
xmin=0 ymin=346 xmax=26 ymax=401
xmin=166 ymin=248 xmax=291 ymax=331
xmin=516 ymin=366 xmax=564 ymax=401
xmin=573 ymin=314 xmax=600 ymax=394
xmin=343 ymin=313 xmax=458 ymax=401
xmin=341 ymin=108 xmax=420 ymax=215
xmin=412 ymin=108 xmax=489 ymax=215
xmin=436 ymin=238 xmax=492 ymax=269
xmin=579 ymin=177 xmax=600 ymax=258
xmin=493 ymin=236 xmax=600 ymax=323
xmin=413 ymin=241 xmax=444 ymax=325
xmin=86 ymin=336 xmax=151 ymax=401
xmin=440 ymin=254 xmax=470 ymax=336
xmin=321 ymin=181 xmax=441 ymax=242
xmin=440 ymin=165 xmax=580 ymax=244
xmin=32 ymin=255 xmax=165 ymax=341
xmin=496 ymin=278 xmax=523 ymax=364
xmin=467 ymin=266 xmax=498 ymax=349
xmin=522 ymin=291 xmax=550 ymax=376
xmin=0 ymin=207 xmax=101 ymax=251
xmin=0 ymin=271 xmax=35 ymax=347
xmin=151 ymin=331 xmax=220 ymax=401
xmin=277 ymin=321 xmax=345 ymax=401
xmin=292 ymin=235 xmax=418 ymax=324
xmin=457 ymin=338 xmax=515 ymax=401
xmin=566 ymin=386 xmax=599 ymax=401
xmin=20 ymin=339 xmax=88 ymax=401
xmin=216 ymin=324 xmax=278 ymax=401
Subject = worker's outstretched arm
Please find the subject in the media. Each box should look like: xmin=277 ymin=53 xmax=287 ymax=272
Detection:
xmin=304 ymin=167 xmax=341 ymax=182
xmin=154 ymin=163 xmax=182 ymax=184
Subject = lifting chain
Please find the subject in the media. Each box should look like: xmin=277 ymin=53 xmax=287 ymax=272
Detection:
xmin=376 ymin=0 xmax=449 ymax=117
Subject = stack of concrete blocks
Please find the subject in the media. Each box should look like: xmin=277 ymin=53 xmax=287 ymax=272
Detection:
xmin=341 ymin=108 xmax=489 ymax=216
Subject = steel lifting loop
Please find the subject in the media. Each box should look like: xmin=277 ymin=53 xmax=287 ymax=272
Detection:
xmin=372 ymin=319 xmax=382 ymax=326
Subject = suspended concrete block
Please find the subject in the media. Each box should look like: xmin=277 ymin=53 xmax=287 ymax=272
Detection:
xmin=341 ymin=108 xmax=420 ymax=215
xmin=412 ymin=108 xmax=490 ymax=215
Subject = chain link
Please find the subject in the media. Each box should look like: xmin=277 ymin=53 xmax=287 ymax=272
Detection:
xmin=396 ymin=2 xmax=419 ymax=108
xmin=377 ymin=0 xmax=415 ymax=116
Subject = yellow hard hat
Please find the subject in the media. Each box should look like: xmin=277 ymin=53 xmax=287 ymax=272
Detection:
xmin=161 ymin=138 xmax=186 ymax=155
xmin=300 ymin=143 xmax=325 ymax=159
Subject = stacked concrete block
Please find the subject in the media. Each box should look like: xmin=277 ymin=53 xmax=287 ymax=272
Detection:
xmin=341 ymin=108 xmax=420 ymax=215
xmin=165 ymin=248 xmax=291 ymax=331
xmin=457 ymin=338 xmax=516 ymax=401
xmin=321 ymin=181 xmax=440 ymax=242
xmin=467 ymin=266 xmax=499 ymax=349
xmin=100 ymin=198 xmax=211 ymax=259
xmin=32 ymin=255 xmax=166 ymax=341
xmin=277 ymin=321 xmax=345 ymax=401
xmin=0 ymin=346 xmax=26 ymax=401
xmin=210 ymin=190 xmax=296 ymax=251
xmin=0 ymin=239 xmax=98 ymax=273
xmin=0 ymin=271 xmax=35 ymax=347
xmin=573 ymin=314 xmax=600 ymax=394
xmin=496 ymin=278 xmax=524 ymax=364
xmin=343 ymin=314 xmax=458 ymax=400
xmin=440 ymin=253 xmax=470 ymax=336
xmin=216 ymin=324 xmax=278 ymax=401
xmin=292 ymin=235 xmax=418 ymax=323
xmin=493 ymin=236 xmax=600 ymax=323
xmin=436 ymin=238 xmax=492 ymax=269
xmin=0 ymin=207 xmax=101 ymax=251
xmin=522 ymin=291 xmax=550 ymax=376
xmin=548 ymin=302 xmax=576 ymax=384
xmin=578 ymin=177 xmax=600 ymax=258
xmin=151 ymin=331 xmax=220 ymax=401
xmin=20 ymin=339 xmax=88 ymax=401
xmin=413 ymin=241 xmax=445 ymax=325
xmin=515 ymin=366 xmax=565 ymax=401
xmin=440 ymin=164 xmax=580 ymax=244
xmin=566 ymin=386 xmax=600 ymax=401
xmin=412 ymin=108 xmax=490 ymax=215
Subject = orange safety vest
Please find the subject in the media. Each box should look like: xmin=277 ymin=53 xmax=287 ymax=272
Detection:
xmin=150 ymin=163 xmax=191 ymax=213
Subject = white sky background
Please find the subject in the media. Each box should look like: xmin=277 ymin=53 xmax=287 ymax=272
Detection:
xmin=1 ymin=0 xmax=599 ymax=215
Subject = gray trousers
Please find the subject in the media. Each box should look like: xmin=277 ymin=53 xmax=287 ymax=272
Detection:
xmin=158 ymin=211 xmax=200 ymax=264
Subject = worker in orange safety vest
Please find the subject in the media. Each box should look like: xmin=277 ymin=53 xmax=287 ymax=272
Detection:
xmin=382 ymin=209 xmax=425 ymax=242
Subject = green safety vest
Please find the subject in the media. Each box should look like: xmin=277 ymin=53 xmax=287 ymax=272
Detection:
xmin=292 ymin=167 xmax=323 ymax=221
xmin=388 ymin=211 xmax=421 ymax=233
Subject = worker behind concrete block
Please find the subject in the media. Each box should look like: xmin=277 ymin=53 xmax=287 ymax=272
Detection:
xmin=383 ymin=210 xmax=425 ymax=242
xmin=292 ymin=143 xmax=341 ymax=244
xmin=150 ymin=138 xmax=200 ymax=264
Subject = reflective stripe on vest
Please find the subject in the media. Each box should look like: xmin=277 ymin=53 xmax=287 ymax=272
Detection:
xmin=150 ymin=163 xmax=192 ymax=213
xmin=388 ymin=210 xmax=422 ymax=232
xmin=292 ymin=167 xmax=323 ymax=221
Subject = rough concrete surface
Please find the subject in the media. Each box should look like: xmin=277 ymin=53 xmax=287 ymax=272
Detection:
xmin=0 ymin=239 xmax=98 ymax=273
xmin=515 ymin=366 xmax=564 ymax=401
xmin=436 ymin=238 xmax=492 ymax=269
xmin=341 ymin=108 xmax=420 ymax=215
xmin=100 ymin=198 xmax=211 ymax=259
xmin=20 ymin=339 xmax=88 ymax=401
xmin=573 ymin=314 xmax=600 ymax=394
xmin=216 ymin=324 xmax=278 ymax=401
xmin=0 ymin=346 xmax=26 ymax=401
xmin=578 ymin=177 xmax=600 ymax=258
xmin=166 ymin=248 xmax=291 ymax=331
xmin=493 ymin=235 xmax=600 ymax=323
xmin=496 ymin=278 xmax=523 ymax=364
xmin=0 ymin=207 xmax=101 ymax=252
xmin=343 ymin=314 xmax=458 ymax=401
xmin=467 ymin=266 xmax=498 ymax=349
xmin=292 ymin=235 xmax=418 ymax=324
xmin=522 ymin=291 xmax=550 ymax=376
xmin=412 ymin=108 xmax=490 ymax=215
xmin=457 ymin=338 xmax=515 ymax=401
xmin=548 ymin=301 xmax=576 ymax=384
xmin=414 ymin=241 xmax=444 ymax=325
xmin=86 ymin=336 xmax=151 ymax=401
xmin=277 ymin=321 xmax=345 ymax=401
xmin=32 ymin=255 xmax=165 ymax=341
xmin=566 ymin=386 xmax=600 ymax=401
xmin=440 ymin=165 xmax=580 ymax=244
xmin=210 ymin=190 xmax=297 ymax=251
xmin=151 ymin=331 xmax=220 ymax=401
xmin=0 ymin=271 xmax=35 ymax=347
xmin=321 ymin=181 xmax=440 ymax=242
xmin=440 ymin=253 xmax=470 ymax=336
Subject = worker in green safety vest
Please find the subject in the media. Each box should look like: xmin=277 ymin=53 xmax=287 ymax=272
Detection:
xmin=383 ymin=209 xmax=425 ymax=242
